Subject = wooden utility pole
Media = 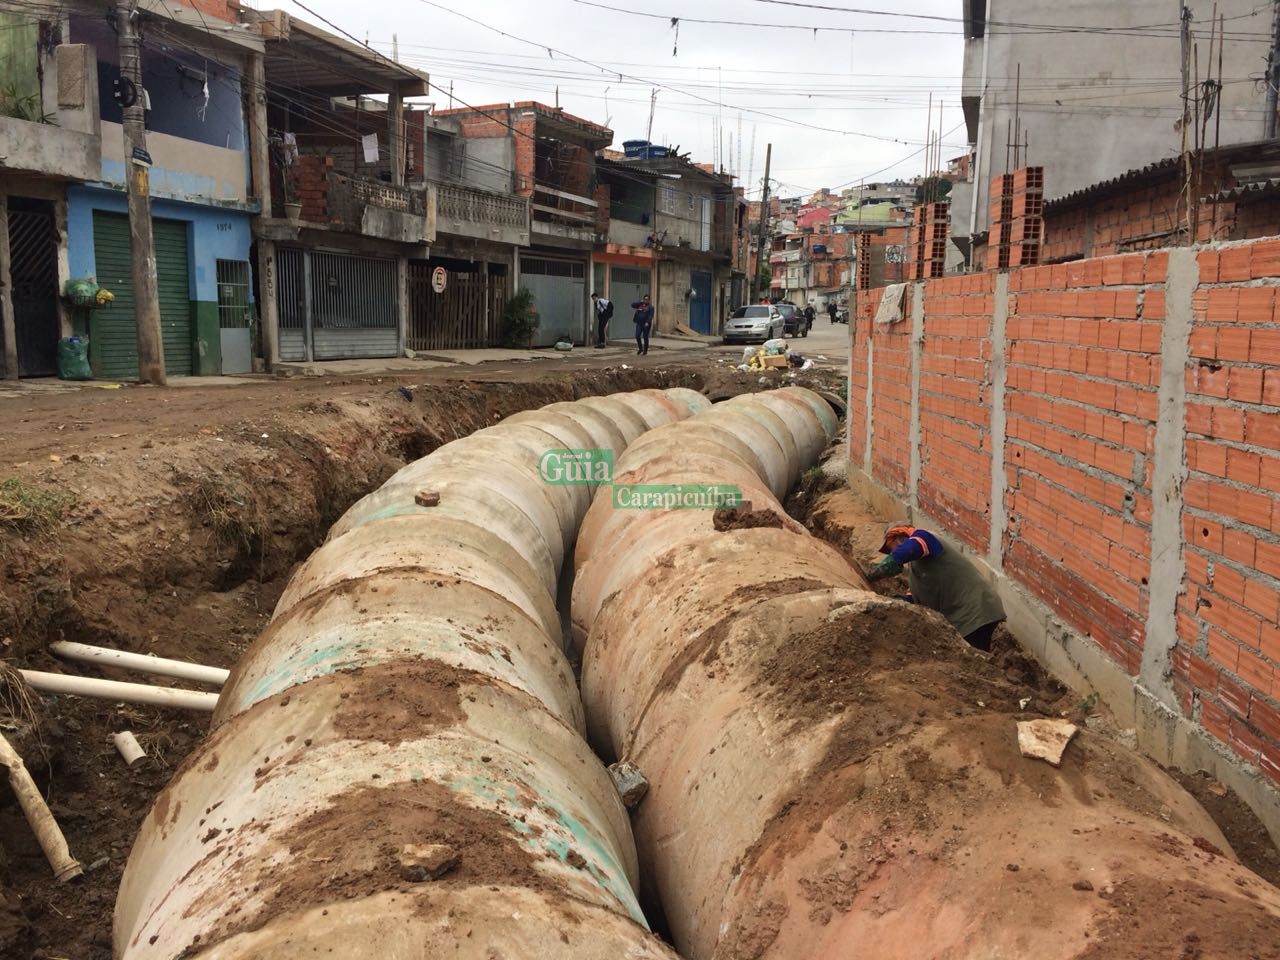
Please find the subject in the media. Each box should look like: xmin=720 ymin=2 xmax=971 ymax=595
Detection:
xmin=1267 ymin=0 xmax=1280 ymax=138
xmin=752 ymin=143 xmax=772 ymax=302
xmin=247 ymin=49 xmax=279 ymax=370
xmin=0 ymin=192 xmax=17 ymax=380
xmin=117 ymin=0 xmax=165 ymax=384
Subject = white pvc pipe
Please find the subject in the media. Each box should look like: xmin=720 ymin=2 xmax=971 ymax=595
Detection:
xmin=113 ymin=731 xmax=148 ymax=768
xmin=19 ymin=671 xmax=217 ymax=712
xmin=0 ymin=731 xmax=83 ymax=882
xmin=49 ymin=641 xmax=229 ymax=687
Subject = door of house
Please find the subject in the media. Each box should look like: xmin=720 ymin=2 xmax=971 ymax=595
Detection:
xmin=273 ymin=247 xmax=399 ymax=361
xmin=6 ymin=198 xmax=59 ymax=377
xmin=217 ymin=259 xmax=253 ymax=374
xmin=91 ymin=212 xmax=192 ymax=378
xmin=608 ymin=265 xmax=650 ymax=333
xmin=519 ymin=255 xmax=586 ymax=346
xmin=689 ymin=269 xmax=713 ymax=334
xmin=407 ymin=260 xmax=506 ymax=351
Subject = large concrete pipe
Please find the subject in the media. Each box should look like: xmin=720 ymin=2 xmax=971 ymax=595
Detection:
xmin=574 ymin=388 xmax=1280 ymax=959
xmin=114 ymin=387 xmax=708 ymax=960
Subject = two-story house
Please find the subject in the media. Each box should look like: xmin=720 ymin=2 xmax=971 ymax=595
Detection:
xmin=435 ymin=102 xmax=611 ymax=346
xmin=1 ymin=0 xmax=264 ymax=378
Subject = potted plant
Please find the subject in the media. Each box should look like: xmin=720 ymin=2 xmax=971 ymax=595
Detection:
xmin=280 ymin=160 xmax=302 ymax=221
xmin=282 ymin=182 xmax=302 ymax=222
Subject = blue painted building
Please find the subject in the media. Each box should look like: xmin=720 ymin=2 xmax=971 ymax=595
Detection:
xmin=59 ymin=12 xmax=262 ymax=377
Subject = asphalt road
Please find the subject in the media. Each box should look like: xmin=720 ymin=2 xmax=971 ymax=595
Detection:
xmin=707 ymin=314 xmax=853 ymax=371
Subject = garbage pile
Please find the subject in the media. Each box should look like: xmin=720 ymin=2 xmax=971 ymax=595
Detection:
xmin=738 ymin=338 xmax=814 ymax=372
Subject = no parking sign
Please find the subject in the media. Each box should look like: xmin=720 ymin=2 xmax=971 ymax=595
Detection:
xmin=431 ymin=266 xmax=448 ymax=293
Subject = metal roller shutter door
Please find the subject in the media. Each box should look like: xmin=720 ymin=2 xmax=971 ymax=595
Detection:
xmin=92 ymin=212 xmax=192 ymax=378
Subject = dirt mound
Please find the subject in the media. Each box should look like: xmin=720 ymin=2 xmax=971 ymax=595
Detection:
xmin=712 ymin=503 xmax=787 ymax=532
xmin=783 ymin=479 xmax=1280 ymax=893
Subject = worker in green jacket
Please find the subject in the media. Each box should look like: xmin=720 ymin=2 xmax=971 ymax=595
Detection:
xmin=865 ymin=522 xmax=1007 ymax=652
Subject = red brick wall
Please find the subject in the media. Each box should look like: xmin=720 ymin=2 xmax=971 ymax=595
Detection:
xmin=183 ymin=0 xmax=239 ymax=23
xmin=1004 ymin=254 xmax=1162 ymax=674
xmin=852 ymin=236 xmax=1280 ymax=789
xmin=868 ymin=290 xmax=912 ymax=497
xmin=1179 ymin=240 xmax=1280 ymax=779
xmin=918 ymin=274 xmax=997 ymax=552
xmin=1042 ymin=158 xmax=1280 ymax=263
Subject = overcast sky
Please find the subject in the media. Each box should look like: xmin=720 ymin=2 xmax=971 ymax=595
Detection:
xmin=274 ymin=0 xmax=967 ymax=199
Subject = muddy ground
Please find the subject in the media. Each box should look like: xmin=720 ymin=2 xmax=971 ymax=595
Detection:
xmin=1 ymin=353 xmax=1276 ymax=960
xmin=0 ymin=355 xmax=844 ymax=960
xmin=786 ymin=464 xmax=1280 ymax=894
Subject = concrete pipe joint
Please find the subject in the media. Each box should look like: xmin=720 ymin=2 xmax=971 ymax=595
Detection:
xmin=113 ymin=388 xmax=706 ymax=960
xmin=573 ymin=390 xmax=1280 ymax=959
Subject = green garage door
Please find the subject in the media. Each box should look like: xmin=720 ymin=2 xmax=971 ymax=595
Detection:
xmin=91 ymin=212 xmax=192 ymax=378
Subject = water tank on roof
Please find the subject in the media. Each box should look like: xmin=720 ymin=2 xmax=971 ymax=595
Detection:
xmin=622 ymin=140 xmax=668 ymax=160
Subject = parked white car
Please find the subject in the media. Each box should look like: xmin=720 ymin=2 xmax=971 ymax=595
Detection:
xmin=723 ymin=305 xmax=782 ymax=343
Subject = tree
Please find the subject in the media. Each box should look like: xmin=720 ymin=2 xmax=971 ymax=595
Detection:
xmin=915 ymin=177 xmax=953 ymax=204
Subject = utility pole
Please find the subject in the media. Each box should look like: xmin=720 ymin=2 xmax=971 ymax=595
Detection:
xmin=752 ymin=143 xmax=772 ymax=302
xmin=1266 ymin=0 xmax=1280 ymax=138
xmin=117 ymin=0 xmax=165 ymax=384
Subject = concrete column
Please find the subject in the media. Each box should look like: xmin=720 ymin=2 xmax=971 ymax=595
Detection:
xmin=907 ymin=282 xmax=925 ymax=513
xmin=397 ymin=254 xmax=409 ymax=355
xmin=1140 ymin=247 xmax=1199 ymax=706
xmin=53 ymin=198 xmax=73 ymax=338
xmin=987 ymin=271 xmax=1011 ymax=569
xmin=257 ymin=238 xmax=280 ymax=368
xmin=0 ymin=192 xmax=16 ymax=380
xmin=388 ymin=83 xmax=405 ymax=187
xmin=862 ymin=336 xmax=874 ymax=473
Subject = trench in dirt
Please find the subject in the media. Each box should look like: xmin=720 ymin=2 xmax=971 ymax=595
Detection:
xmin=0 ymin=366 xmax=747 ymax=960
xmin=2 ymin=366 xmax=1277 ymax=960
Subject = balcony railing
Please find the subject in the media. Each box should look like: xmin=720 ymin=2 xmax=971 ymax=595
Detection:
xmin=327 ymin=171 xmax=425 ymax=225
xmin=435 ymin=180 xmax=529 ymax=244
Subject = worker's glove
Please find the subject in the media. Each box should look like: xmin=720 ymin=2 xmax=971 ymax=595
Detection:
xmin=865 ymin=555 xmax=903 ymax=582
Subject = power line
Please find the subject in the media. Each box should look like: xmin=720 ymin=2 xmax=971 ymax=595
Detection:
xmin=394 ymin=0 xmax=945 ymax=146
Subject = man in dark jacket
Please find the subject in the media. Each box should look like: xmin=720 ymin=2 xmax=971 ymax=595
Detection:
xmin=631 ymin=294 xmax=654 ymax=355
xmin=591 ymin=292 xmax=613 ymax=348
xmin=865 ymin=522 xmax=1006 ymax=651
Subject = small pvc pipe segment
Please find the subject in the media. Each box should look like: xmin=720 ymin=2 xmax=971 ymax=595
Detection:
xmin=0 ymin=731 xmax=83 ymax=882
xmin=49 ymin=641 xmax=229 ymax=687
xmin=113 ymin=731 xmax=148 ymax=768
xmin=18 ymin=670 xmax=217 ymax=712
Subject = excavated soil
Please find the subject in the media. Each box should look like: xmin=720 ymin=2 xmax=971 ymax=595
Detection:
xmin=785 ymin=464 xmax=1280 ymax=893
xmin=2 ymin=361 xmax=846 ymax=960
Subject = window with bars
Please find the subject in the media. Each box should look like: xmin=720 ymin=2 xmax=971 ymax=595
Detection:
xmin=216 ymin=260 xmax=252 ymax=329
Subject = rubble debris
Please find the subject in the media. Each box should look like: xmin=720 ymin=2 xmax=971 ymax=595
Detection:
xmin=397 ymin=843 xmax=459 ymax=882
xmin=608 ymin=761 xmax=650 ymax=809
xmin=1017 ymin=718 xmax=1079 ymax=767
xmin=414 ymin=490 xmax=441 ymax=508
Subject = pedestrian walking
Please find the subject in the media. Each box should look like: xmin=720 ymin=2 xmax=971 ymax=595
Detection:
xmin=827 ymin=302 xmax=837 ymax=323
xmin=631 ymin=294 xmax=654 ymax=355
xmin=591 ymin=292 xmax=613 ymax=348
xmin=863 ymin=522 xmax=1006 ymax=652
xmin=804 ymin=303 xmax=816 ymax=332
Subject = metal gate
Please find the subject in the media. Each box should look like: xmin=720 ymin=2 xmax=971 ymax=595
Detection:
xmin=407 ymin=261 xmax=507 ymax=351
xmin=6 ymin=199 xmax=60 ymax=377
xmin=275 ymin=247 xmax=399 ymax=361
xmin=689 ymin=269 xmax=713 ymax=334
xmin=217 ymin=259 xmax=253 ymax=374
xmin=608 ymin=265 xmax=650 ymax=333
xmin=91 ymin=212 xmax=192 ymax=378
xmin=519 ymin=256 xmax=586 ymax=347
